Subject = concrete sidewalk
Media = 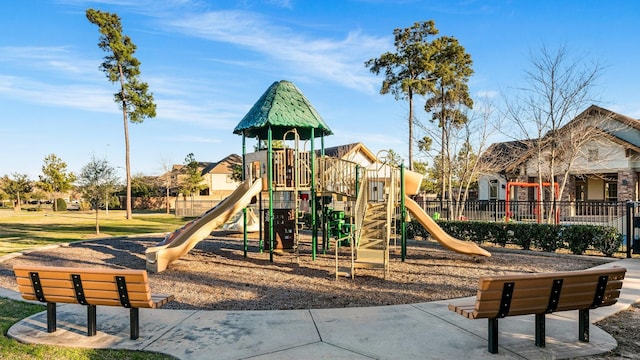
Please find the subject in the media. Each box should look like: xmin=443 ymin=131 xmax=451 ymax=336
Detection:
xmin=4 ymin=258 xmax=639 ymax=359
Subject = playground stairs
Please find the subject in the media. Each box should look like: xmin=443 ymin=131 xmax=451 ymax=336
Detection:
xmin=354 ymin=202 xmax=389 ymax=276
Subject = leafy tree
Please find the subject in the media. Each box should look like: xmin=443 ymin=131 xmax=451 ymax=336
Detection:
xmin=77 ymin=156 xmax=118 ymax=234
xmin=423 ymin=35 xmax=474 ymax=219
xmin=87 ymin=9 xmax=157 ymax=220
xmin=180 ymin=153 xmax=206 ymax=200
xmin=230 ymin=164 xmax=243 ymax=183
xmin=1 ymin=173 xmax=32 ymax=211
xmin=38 ymin=154 xmax=76 ymax=211
xmin=254 ymin=139 xmax=285 ymax=151
xmin=131 ymin=174 xmax=160 ymax=198
xmin=366 ymin=21 xmax=440 ymax=171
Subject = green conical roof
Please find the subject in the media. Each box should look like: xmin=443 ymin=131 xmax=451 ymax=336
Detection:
xmin=233 ymin=80 xmax=333 ymax=140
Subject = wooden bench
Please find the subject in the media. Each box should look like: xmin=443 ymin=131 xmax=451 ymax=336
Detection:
xmin=14 ymin=265 xmax=174 ymax=340
xmin=448 ymin=267 xmax=626 ymax=354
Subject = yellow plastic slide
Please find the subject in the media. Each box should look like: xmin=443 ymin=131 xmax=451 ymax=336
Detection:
xmin=146 ymin=179 xmax=264 ymax=273
xmin=404 ymin=196 xmax=491 ymax=257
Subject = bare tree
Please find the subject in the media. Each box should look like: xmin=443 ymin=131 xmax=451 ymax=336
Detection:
xmin=502 ymin=45 xmax=602 ymax=223
xmin=451 ymin=101 xmax=500 ymax=219
xmin=159 ymin=157 xmax=174 ymax=214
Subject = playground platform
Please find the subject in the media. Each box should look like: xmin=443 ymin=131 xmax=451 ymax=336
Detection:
xmin=3 ymin=258 xmax=639 ymax=359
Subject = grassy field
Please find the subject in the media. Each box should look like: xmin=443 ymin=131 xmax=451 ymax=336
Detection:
xmin=0 ymin=209 xmax=186 ymax=359
xmin=0 ymin=209 xmax=185 ymax=256
xmin=0 ymin=298 xmax=176 ymax=359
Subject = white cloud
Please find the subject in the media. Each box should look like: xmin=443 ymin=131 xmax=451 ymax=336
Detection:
xmin=165 ymin=10 xmax=387 ymax=93
xmin=155 ymin=98 xmax=238 ymax=129
xmin=0 ymin=74 xmax=115 ymax=112
xmin=0 ymin=46 xmax=99 ymax=77
xmin=475 ymin=90 xmax=498 ymax=99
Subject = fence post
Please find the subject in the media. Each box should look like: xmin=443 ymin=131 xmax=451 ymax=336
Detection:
xmin=626 ymin=201 xmax=634 ymax=259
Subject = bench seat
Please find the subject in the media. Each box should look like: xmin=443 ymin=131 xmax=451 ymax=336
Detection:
xmin=448 ymin=267 xmax=626 ymax=353
xmin=14 ymin=265 xmax=174 ymax=340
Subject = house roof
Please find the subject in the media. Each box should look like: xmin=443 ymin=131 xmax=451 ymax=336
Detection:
xmin=480 ymin=140 xmax=533 ymax=172
xmin=492 ymin=105 xmax=640 ymax=173
xmin=233 ymin=80 xmax=333 ymax=140
xmin=160 ymin=154 xmax=241 ymax=179
xmin=315 ymin=142 xmax=377 ymax=163
xmin=206 ymin=154 xmax=241 ymax=175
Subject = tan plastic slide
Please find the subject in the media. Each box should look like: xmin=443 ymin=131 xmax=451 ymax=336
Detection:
xmin=146 ymin=179 xmax=264 ymax=273
xmin=404 ymin=196 xmax=491 ymax=257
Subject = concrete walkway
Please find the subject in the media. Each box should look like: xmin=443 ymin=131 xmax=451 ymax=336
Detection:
xmin=3 ymin=258 xmax=639 ymax=359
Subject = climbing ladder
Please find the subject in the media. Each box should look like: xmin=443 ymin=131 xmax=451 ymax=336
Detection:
xmin=350 ymin=152 xmax=399 ymax=279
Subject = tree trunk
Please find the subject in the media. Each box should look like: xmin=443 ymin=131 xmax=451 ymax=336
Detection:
xmin=14 ymin=192 xmax=21 ymax=212
xmin=95 ymin=207 xmax=100 ymax=234
xmin=166 ymin=187 xmax=170 ymax=214
xmin=408 ymin=88 xmax=414 ymax=171
xmin=118 ymin=63 xmax=133 ymax=220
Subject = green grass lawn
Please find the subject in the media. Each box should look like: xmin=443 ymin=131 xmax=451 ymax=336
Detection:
xmin=0 ymin=298 xmax=176 ymax=359
xmin=0 ymin=209 xmax=186 ymax=359
xmin=0 ymin=209 xmax=185 ymax=256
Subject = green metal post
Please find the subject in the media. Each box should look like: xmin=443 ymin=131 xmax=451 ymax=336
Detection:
xmin=321 ymin=135 xmax=327 ymax=253
xmin=268 ymin=127 xmax=274 ymax=262
xmin=310 ymin=129 xmax=317 ymax=260
xmin=401 ymin=163 xmax=407 ymax=261
xmin=355 ymin=164 xmax=360 ymax=198
xmin=242 ymin=134 xmax=248 ymax=257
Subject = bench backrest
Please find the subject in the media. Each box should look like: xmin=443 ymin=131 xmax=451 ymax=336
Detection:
xmin=470 ymin=267 xmax=626 ymax=319
xmin=14 ymin=265 xmax=158 ymax=308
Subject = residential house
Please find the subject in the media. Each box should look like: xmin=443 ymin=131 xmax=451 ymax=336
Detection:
xmin=159 ymin=154 xmax=242 ymax=203
xmin=479 ymin=105 xmax=640 ymax=204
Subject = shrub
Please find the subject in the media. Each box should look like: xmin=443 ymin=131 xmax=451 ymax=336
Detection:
xmin=510 ymin=223 xmax=533 ymax=250
xmin=562 ymin=225 xmax=595 ymax=255
xmin=55 ymin=198 xmax=67 ymax=211
xmin=592 ymin=226 xmax=622 ymax=257
xmin=395 ymin=218 xmax=619 ymax=256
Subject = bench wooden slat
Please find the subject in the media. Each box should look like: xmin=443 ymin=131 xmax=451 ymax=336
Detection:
xmin=15 ymin=277 xmax=151 ymax=293
xmin=476 ymin=280 xmax=623 ymax=302
xmin=477 ymin=268 xmax=625 ymax=291
xmin=14 ymin=270 xmax=148 ymax=284
xmin=17 ymin=285 xmax=155 ymax=303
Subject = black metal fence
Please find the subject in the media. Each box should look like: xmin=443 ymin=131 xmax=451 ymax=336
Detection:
xmin=414 ymin=200 xmax=625 ymax=225
xmin=413 ymin=199 xmax=639 ymax=256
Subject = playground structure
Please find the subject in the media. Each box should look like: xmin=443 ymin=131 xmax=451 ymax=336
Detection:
xmin=145 ymin=80 xmax=490 ymax=274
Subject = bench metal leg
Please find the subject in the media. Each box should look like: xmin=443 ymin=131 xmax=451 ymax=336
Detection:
xmin=535 ymin=313 xmax=545 ymax=347
xmin=488 ymin=318 xmax=498 ymax=353
xmin=87 ymin=305 xmax=97 ymax=336
xmin=579 ymin=309 xmax=589 ymax=342
xmin=46 ymin=302 xmax=56 ymax=333
xmin=130 ymin=308 xmax=139 ymax=340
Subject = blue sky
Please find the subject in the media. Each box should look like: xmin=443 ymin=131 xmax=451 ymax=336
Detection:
xmin=1 ymin=0 xmax=639 ymax=181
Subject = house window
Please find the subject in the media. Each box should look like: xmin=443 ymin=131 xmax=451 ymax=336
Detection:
xmin=606 ymin=182 xmax=617 ymax=201
xmin=575 ymin=180 xmax=586 ymax=201
xmin=489 ymin=180 xmax=498 ymax=200
xmin=588 ymin=149 xmax=599 ymax=162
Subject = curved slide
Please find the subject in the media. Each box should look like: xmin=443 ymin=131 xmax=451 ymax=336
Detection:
xmin=405 ymin=196 xmax=491 ymax=257
xmin=146 ymin=179 xmax=264 ymax=273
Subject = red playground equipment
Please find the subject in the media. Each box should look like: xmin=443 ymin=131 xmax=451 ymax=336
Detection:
xmin=505 ymin=181 xmax=559 ymax=223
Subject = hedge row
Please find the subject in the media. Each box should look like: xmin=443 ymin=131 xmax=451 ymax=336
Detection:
xmin=402 ymin=220 xmax=622 ymax=257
